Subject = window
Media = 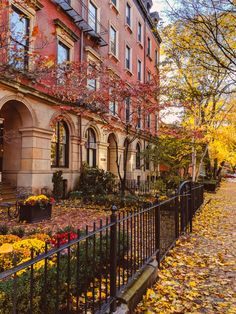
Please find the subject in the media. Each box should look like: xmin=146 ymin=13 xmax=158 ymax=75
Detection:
xmin=147 ymin=37 xmax=151 ymax=57
xmin=146 ymin=113 xmax=151 ymax=128
xmin=147 ymin=71 xmax=151 ymax=81
xmin=138 ymin=22 xmax=142 ymax=42
xmin=155 ymin=49 xmax=159 ymax=66
xmin=136 ymin=143 xmax=141 ymax=169
xmin=110 ymin=26 xmax=117 ymax=56
xmin=51 ymin=121 xmax=69 ymax=167
xmin=137 ymin=106 xmax=141 ymax=129
xmin=109 ymin=100 xmax=117 ymax=115
xmin=111 ymin=0 xmax=117 ymax=6
xmin=57 ymin=42 xmax=70 ymax=64
xmin=88 ymin=78 xmax=97 ymax=90
xmin=10 ymin=7 xmax=29 ymax=69
xmin=155 ymin=114 xmax=158 ymax=133
xmin=88 ymin=1 xmax=97 ymax=32
xmin=125 ymin=45 xmax=131 ymax=70
xmin=109 ymin=90 xmax=117 ymax=116
xmin=137 ymin=60 xmax=142 ymax=81
xmin=126 ymin=3 xmax=131 ymax=26
xmin=87 ymin=64 xmax=97 ymax=91
xmin=125 ymin=97 xmax=131 ymax=123
xmin=86 ymin=128 xmax=97 ymax=167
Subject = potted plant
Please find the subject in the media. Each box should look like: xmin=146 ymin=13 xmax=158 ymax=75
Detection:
xmin=19 ymin=195 xmax=55 ymax=223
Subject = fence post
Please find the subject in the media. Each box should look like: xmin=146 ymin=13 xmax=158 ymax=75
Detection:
xmin=155 ymin=204 xmax=161 ymax=267
xmin=110 ymin=205 xmax=118 ymax=312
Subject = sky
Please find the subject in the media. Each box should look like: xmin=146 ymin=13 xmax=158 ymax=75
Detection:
xmin=152 ymin=1 xmax=182 ymax=124
xmin=152 ymin=0 xmax=169 ymax=13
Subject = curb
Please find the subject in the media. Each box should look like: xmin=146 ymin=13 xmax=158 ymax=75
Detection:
xmin=113 ymin=260 xmax=159 ymax=314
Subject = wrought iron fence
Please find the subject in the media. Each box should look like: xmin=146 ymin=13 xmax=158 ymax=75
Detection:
xmin=0 ymin=182 xmax=204 ymax=313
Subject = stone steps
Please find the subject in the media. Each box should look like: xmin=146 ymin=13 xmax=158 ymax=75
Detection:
xmin=0 ymin=183 xmax=17 ymax=202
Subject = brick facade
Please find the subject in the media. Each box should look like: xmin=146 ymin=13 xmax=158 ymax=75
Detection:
xmin=0 ymin=0 xmax=161 ymax=194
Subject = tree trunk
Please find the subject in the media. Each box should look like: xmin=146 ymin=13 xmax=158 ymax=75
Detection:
xmin=196 ymin=144 xmax=208 ymax=182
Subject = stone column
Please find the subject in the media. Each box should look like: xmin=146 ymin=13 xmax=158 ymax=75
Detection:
xmin=17 ymin=127 xmax=53 ymax=194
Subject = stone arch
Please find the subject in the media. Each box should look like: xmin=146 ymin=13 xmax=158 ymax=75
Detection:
xmin=0 ymin=99 xmax=35 ymax=186
xmin=0 ymin=94 xmax=37 ymax=127
xmin=49 ymin=112 xmax=76 ymax=137
xmin=83 ymin=122 xmax=101 ymax=143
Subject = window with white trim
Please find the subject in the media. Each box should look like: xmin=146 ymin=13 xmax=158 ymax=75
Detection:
xmin=57 ymin=41 xmax=70 ymax=64
xmin=125 ymin=45 xmax=131 ymax=70
xmin=87 ymin=64 xmax=97 ymax=91
xmin=138 ymin=22 xmax=142 ymax=42
xmin=155 ymin=49 xmax=159 ymax=66
xmin=10 ymin=6 xmax=30 ymax=69
xmin=86 ymin=128 xmax=97 ymax=167
xmin=137 ymin=59 xmax=142 ymax=81
xmin=110 ymin=26 xmax=117 ymax=56
xmin=126 ymin=3 xmax=131 ymax=27
xmin=88 ymin=1 xmax=97 ymax=32
xmin=109 ymin=89 xmax=117 ymax=116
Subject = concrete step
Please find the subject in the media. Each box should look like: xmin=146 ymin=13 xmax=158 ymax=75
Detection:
xmin=0 ymin=183 xmax=17 ymax=202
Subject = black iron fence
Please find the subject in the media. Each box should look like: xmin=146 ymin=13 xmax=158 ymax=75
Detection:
xmin=0 ymin=182 xmax=204 ymax=313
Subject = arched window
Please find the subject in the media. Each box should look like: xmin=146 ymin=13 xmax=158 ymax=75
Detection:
xmin=136 ymin=143 xmax=141 ymax=169
xmin=86 ymin=128 xmax=97 ymax=167
xmin=51 ymin=121 xmax=69 ymax=167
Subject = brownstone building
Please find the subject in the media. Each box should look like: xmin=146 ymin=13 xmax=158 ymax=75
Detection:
xmin=0 ymin=0 xmax=161 ymax=195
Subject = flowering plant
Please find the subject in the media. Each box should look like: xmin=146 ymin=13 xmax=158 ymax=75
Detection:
xmin=51 ymin=232 xmax=78 ymax=247
xmin=23 ymin=194 xmax=55 ymax=206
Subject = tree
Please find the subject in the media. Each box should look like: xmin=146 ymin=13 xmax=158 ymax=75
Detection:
xmin=158 ymin=18 xmax=236 ymax=182
xmin=164 ymin=0 xmax=236 ymax=82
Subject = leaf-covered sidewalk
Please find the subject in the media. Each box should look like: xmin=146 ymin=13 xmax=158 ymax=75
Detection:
xmin=136 ymin=181 xmax=236 ymax=314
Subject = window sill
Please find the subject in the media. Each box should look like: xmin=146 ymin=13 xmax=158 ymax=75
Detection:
xmin=125 ymin=68 xmax=133 ymax=76
xmin=137 ymin=41 xmax=143 ymax=49
xmin=125 ymin=23 xmax=133 ymax=33
xmin=147 ymin=54 xmax=153 ymax=61
xmin=109 ymin=2 xmax=119 ymax=14
xmin=109 ymin=52 xmax=120 ymax=62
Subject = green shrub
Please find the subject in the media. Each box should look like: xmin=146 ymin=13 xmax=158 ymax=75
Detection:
xmin=69 ymin=191 xmax=83 ymax=199
xmin=52 ymin=170 xmax=64 ymax=200
xmin=78 ymin=165 xmax=115 ymax=197
xmin=11 ymin=226 xmax=25 ymax=238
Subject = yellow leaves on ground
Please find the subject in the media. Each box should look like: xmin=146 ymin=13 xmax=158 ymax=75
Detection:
xmin=136 ymin=182 xmax=236 ymax=314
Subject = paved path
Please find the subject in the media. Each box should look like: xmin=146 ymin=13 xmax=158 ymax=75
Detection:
xmin=136 ymin=181 xmax=236 ymax=314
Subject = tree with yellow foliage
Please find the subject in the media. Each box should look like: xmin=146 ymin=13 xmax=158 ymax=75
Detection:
xmin=159 ymin=16 xmax=236 ymax=181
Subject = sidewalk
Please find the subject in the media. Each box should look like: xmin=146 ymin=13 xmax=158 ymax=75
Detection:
xmin=135 ymin=181 xmax=236 ymax=314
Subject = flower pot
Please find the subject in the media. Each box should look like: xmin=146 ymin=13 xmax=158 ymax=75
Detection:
xmin=19 ymin=203 xmax=52 ymax=223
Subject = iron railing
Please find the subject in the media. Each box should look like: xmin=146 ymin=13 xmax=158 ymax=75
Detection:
xmin=0 ymin=182 xmax=204 ymax=313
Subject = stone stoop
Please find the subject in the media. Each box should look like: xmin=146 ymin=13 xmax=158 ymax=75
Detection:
xmin=0 ymin=182 xmax=17 ymax=202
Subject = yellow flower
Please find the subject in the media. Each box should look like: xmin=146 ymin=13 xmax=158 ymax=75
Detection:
xmin=0 ymin=243 xmax=13 ymax=254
